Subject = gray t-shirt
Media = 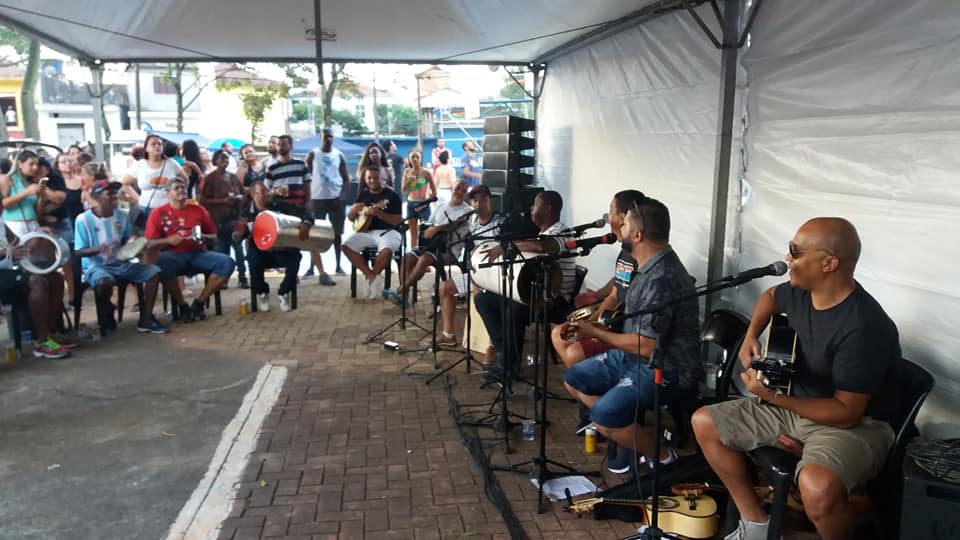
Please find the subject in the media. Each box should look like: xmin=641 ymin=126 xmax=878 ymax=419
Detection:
xmin=622 ymin=246 xmax=701 ymax=390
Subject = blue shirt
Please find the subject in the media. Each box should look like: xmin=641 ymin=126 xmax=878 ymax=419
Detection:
xmin=461 ymin=153 xmax=482 ymax=187
xmin=74 ymin=209 xmax=132 ymax=272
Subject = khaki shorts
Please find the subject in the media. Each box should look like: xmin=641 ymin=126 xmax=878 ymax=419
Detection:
xmin=708 ymin=398 xmax=894 ymax=492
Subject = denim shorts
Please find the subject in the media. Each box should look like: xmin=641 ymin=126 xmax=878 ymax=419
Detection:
xmin=84 ymin=261 xmax=161 ymax=287
xmin=563 ymin=348 xmax=679 ymax=429
xmin=154 ymin=250 xmax=236 ymax=281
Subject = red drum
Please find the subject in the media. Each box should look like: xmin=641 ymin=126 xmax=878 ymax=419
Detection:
xmin=252 ymin=211 xmax=334 ymax=252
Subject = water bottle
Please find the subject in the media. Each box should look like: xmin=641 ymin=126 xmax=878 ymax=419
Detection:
xmin=19 ymin=329 xmax=33 ymax=345
xmin=522 ymin=419 xmax=536 ymax=442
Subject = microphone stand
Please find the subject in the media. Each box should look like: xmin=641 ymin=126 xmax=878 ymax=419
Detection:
xmin=364 ymin=220 xmax=430 ymax=344
xmin=597 ymin=272 xmax=772 ymax=539
xmin=489 ymin=250 xmax=601 ymax=513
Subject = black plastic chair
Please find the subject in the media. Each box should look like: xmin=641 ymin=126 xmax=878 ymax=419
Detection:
xmin=162 ymin=272 xmax=223 ymax=319
xmin=700 ymin=308 xmax=751 ymax=402
xmin=349 ymin=247 xmax=402 ymax=298
xmin=743 ymin=358 xmax=934 ymax=540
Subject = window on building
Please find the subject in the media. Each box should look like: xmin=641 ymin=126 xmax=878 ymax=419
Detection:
xmin=153 ymin=76 xmax=176 ymax=95
xmin=355 ymin=104 xmax=365 ymax=118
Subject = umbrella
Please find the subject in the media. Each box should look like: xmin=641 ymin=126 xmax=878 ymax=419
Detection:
xmin=207 ymin=137 xmax=246 ymax=150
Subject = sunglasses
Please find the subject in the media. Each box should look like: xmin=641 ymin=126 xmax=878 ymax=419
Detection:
xmin=788 ymin=241 xmax=834 ymax=259
xmin=628 ymin=197 xmax=649 ymax=232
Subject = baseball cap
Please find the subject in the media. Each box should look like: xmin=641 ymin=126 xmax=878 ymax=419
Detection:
xmin=467 ymin=184 xmax=491 ymax=200
xmin=90 ymin=179 xmax=121 ymax=196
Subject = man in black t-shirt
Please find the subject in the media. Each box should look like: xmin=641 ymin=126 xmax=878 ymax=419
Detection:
xmin=692 ymin=218 xmax=901 ymax=540
xmin=343 ymin=166 xmax=403 ymax=299
xmin=552 ymin=190 xmax=646 ymax=368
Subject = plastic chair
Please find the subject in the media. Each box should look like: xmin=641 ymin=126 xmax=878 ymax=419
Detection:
xmin=163 ymin=272 xmax=223 ymax=318
xmin=700 ymin=308 xmax=751 ymax=402
xmin=349 ymin=247 xmax=399 ymax=298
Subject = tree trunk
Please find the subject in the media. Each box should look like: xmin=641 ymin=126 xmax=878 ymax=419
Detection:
xmin=321 ymin=63 xmax=344 ymax=128
xmin=20 ymin=38 xmax=40 ymax=139
xmin=173 ymin=63 xmax=184 ymax=132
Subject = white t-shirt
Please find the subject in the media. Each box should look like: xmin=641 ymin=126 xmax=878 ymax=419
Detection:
xmin=129 ymin=158 xmax=183 ymax=209
xmin=430 ymin=200 xmax=474 ymax=258
xmin=310 ymin=147 xmax=345 ymax=200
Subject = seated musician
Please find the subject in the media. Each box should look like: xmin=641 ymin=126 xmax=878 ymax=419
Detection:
xmin=692 ymin=218 xmax=901 ymax=540
xmin=383 ymin=180 xmax=472 ymax=306
xmin=437 ymin=184 xmax=503 ymax=348
xmin=475 ymin=190 xmax=576 ymax=378
xmin=552 ymin=190 xmax=646 ymax=435
xmin=73 ymin=180 xmax=167 ymax=335
xmin=343 ymin=166 xmax=403 ymax=299
xmin=144 ymin=177 xmax=235 ymax=323
xmin=0 ymin=217 xmax=77 ymax=357
xmin=237 ymin=180 xmax=314 ymax=312
xmin=562 ymin=196 xmax=699 ymax=474
xmin=552 ymin=190 xmax=647 ymax=368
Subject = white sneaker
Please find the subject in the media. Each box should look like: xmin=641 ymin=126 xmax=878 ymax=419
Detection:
xmin=366 ymin=276 xmax=382 ymax=300
xmin=278 ymin=292 xmax=291 ymax=312
xmin=257 ymin=293 xmax=270 ymax=312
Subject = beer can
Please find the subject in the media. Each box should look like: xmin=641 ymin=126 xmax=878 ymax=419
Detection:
xmin=584 ymin=426 xmax=597 ymax=454
xmin=239 ymin=299 xmax=250 ymax=316
xmin=5 ymin=344 xmax=17 ymax=363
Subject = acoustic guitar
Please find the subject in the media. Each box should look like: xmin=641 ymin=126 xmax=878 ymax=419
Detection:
xmin=566 ymin=494 xmax=719 ymax=539
xmin=352 ymin=199 xmax=390 ymax=232
xmin=752 ymin=313 xmax=798 ymax=402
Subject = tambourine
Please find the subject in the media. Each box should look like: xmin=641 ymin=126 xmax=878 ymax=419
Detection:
xmin=116 ymin=237 xmax=148 ymax=261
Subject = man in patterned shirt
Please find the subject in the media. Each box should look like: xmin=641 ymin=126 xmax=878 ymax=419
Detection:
xmin=562 ymin=196 xmax=700 ymax=473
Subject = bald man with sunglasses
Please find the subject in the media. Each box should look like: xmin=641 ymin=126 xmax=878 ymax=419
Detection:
xmin=692 ymin=217 xmax=902 ymax=540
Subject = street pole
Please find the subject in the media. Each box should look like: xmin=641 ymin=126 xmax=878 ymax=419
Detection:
xmin=91 ymin=62 xmax=105 ymax=160
xmin=134 ymin=64 xmax=141 ymax=130
xmin=416 ymin=75 xmax=422 ymax=148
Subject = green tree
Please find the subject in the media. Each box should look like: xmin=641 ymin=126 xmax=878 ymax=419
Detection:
xmin=499 ymin=71 xmax=528 ymax=100
xmin=330 ymin=108 xmax=367 ymax=135
xmin=290 ymin=100 xmax=310 ymax=122
xmin=375 ymin=104 xmax=418 ymax=136
xmin=0 ymin=26 xmax=38 ymax=140
xmin=240 ymin=85 xmax=287 ymax=142
xmin=280 ymin=63 xmax=361 ymax=129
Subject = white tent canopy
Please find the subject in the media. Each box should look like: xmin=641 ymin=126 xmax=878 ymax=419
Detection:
xmin=6 ymin=0 xmax=959 ymax=435
xmin=0 ymin=0 xmax=672 ymax=65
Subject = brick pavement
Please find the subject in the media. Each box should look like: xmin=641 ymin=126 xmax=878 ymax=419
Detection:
xmin=173 ymin=272 xmax=649 ymax=540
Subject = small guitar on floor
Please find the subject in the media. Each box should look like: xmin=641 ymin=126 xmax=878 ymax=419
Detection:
xmin=751 ymin=313 xmax=798 ymax=403
xmin=565 ymin=494 xmax=719 ymax=539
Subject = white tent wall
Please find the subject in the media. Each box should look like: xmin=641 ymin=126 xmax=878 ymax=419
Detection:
xmin=537 ymin=5 xmax=738 ymax=289
xmin=731 ymin=0 xmax=960 ymax=437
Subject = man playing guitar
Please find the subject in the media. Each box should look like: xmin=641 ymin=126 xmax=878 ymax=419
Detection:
xmin=383 ymin=180 xmax=472 ymax=306
xmin=343 ymin=166 xmax=403 ymax=299
xmin=692 ymin=218 xmax=902 ymax=540
xmin=562 ymin=196 xmax=700 ymax=474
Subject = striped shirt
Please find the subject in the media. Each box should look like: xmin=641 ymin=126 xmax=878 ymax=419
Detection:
xmin=74 ymin=209 xmax=132 ymax=272
xmin=266 ymin=158 xmax=310 ymax=207
xmin=540 ymin=221 xmax=577 ymax=301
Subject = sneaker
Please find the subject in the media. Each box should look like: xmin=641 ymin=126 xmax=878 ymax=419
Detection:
xmin=303 ymin=267 xmax=315 ymax=278
xmin=176 ymin=303 xmax=195 ymax=323
xmin=239 ymin=278 xmax=250 ymax=289
xmin=190 ymin=299 xmax=207 ymax=321
xmin=724 ymin=518 xmax=771 ymax=540
xmin=384 ymin=289 xmax=408 ymax=307
xmin=33 ymin=339 xmax=70 ymax=359
xmin=436 ymin=332 xmax=458 ymax=346
xmin=335 ymin=266 xmax=346 ymax=275
xmin=52 ymin=334 xmax=80 ymax=349
xmin=608 ymin=447 xmax=636 ymax=474
xmin=278 ymin=292 xmax=292 ymax=312
xmin=257 ymin=293 xmax=270 ymax=312
xmin=366 ymin=276 xmax=382 ymax=300
xmin=318 ymin=273 xmax=336 ymax=286
xmin=137 ymin=318 xmax=169 ymax=334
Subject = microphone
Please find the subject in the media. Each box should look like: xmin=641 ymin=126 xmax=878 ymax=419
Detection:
xmin=721 ymin=261 xmax=788 ymax=282
xmin=412 ymin=196 xmax=438 ymax=213
xmin=565 ymin=232 xmax=617 ymax=251
xmin=566 ymin=214 xmax=608 ymax=235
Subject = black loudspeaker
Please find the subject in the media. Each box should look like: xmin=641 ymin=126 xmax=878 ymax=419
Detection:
xmin=900 ymin=459 xmax=960 ymax=539
xmin=491 ymin=185 xmax=542 ymax=238
xmin=482 ymin=115 xmax=535 ymax=193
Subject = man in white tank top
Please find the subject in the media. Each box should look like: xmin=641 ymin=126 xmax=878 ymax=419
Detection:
xmin=304 ymin=128 xmax=351 ymax=283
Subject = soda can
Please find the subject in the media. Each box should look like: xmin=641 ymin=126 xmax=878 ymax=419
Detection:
xmin=239 ymin=299 xmax=250 ymax=316
xmin=584 ymin=426 xmax=597 ymax=454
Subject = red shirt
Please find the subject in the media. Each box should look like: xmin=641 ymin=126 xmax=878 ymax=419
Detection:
xmin=145 ymin=202 xmax=216 ymax=253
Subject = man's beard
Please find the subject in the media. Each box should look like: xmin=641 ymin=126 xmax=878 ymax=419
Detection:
xmin=620 ymin=240 xmax=632 ymax=251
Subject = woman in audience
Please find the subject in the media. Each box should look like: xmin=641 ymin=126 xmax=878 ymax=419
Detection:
xmin=356 ymin=142 xmax=394 ymax=189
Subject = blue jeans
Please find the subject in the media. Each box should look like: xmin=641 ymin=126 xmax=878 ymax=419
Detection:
xmin=563 ymin=348 xmax=679 ymax=429
xmin=154 ymin=250 xmax=235 ymax=282
xmin=215 ymin=234 xmax=247 ymax=281
xmin=83 ymin=261 xmax=161 ymax=287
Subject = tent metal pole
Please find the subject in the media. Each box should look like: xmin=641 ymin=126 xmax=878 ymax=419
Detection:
xmin=91 ymin=63 xmax=105 ymax=161
xmin=704 ymin=0 xmax=742 ymax=315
